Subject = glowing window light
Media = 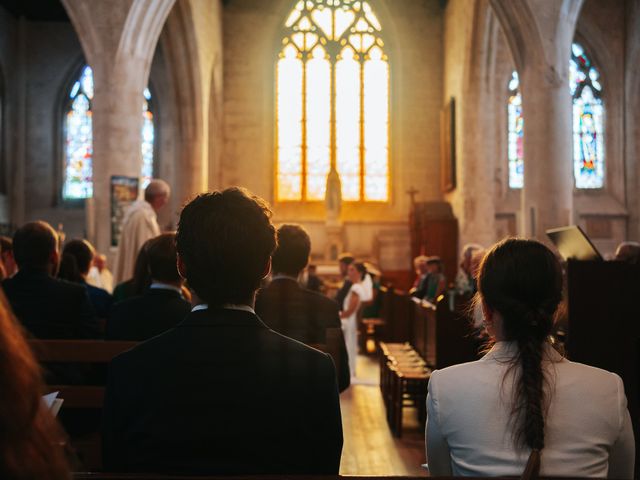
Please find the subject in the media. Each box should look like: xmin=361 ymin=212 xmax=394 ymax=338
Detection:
xmin=276 ymin=0 xmax=390 ymax=202
xmin=507 ymin=71 xmax=524 ymax=189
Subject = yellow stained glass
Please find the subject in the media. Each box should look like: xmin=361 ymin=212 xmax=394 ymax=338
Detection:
xmin=277 ymin=45 xmax=303 ymax=200
xmin=364 ymin=46 xmax=389 ymax=201
xmin=277 ymin=0 xmax=389 ymax=202
xmin=335 ymin=9 xmax=355 ymax=38
xmin=336 ymin=46 xmax=361 ymax=201
xmin=306 ymin=46 xmax=331 ymax=200
xmin=312 ymin=7 xmax=332 ymax=38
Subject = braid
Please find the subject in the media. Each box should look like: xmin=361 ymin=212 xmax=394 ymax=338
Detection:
xmin=476 ymin=238 xmax=564 ymax=479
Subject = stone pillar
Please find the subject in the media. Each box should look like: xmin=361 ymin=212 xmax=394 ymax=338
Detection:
xmin=519 ymin=63 xmax=574 ymax=237
xmin=61 ymin=0 xmax=175 ymax=253
xmin=490 ymin=0 xmax=583 ymax=239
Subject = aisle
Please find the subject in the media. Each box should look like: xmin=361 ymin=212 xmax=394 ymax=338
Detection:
xmin=339 ymin=355 xmax=427 ymax=476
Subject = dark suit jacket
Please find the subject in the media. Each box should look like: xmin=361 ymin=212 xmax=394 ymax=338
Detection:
xmin=102 ymin=308 xmax=343 ymax=474
xmin=2 ymin=269 xmax=100 ymax=339
xmin=335 ymin=278 xmax=352 ymax=308
xmin=106 ymin=287 xmax=191 ymax=341
xmin=256 ymin=277 xmax=351 ymax=392
xmin=86 ymin=282 xmax=113 ymax=319
xmin=3 ymin=269 xmax=101 ymax=385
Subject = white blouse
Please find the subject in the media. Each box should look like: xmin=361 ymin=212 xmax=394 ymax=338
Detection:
xmin=426 ymin=341 xmax=635 ymax=478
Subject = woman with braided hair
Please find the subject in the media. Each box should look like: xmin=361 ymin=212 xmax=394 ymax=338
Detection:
xmin=425 ymin=238 xmax=634 ymax=478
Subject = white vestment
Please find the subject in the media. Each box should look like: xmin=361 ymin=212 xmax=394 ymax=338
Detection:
xmin=87 ymin=266 xmax=114 ymax=293
xmin=114 ymin=200 xmax=161 ymax=283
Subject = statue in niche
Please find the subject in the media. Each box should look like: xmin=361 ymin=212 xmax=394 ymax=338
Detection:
xmin=325 ymin=166 xmax=342 ymax=225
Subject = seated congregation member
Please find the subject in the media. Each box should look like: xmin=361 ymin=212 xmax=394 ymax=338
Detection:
xmin=422 ymin=256 xmax=446 ymax=303
xmin=103 ymin=188 xmax=343 ymax=474
xmin=3 ymin=221 xmax=100 ymax=340
xmin=426 ymin=238 xmax=635 ymax=478
xmin=255 ymin=224 xmax=350 ymax=392
xmin=59 ymin=239 xmax=113 ymax=319
xmin=107 ymin=233 xmax=190 ymax=341
xmin=614 ymin=241 xmax=640 ymax=265
xmin=455 ymin=243 xmax=484 ymax=295
xmin=112 ymin=239 xmax=153 ymax=303
xmin=305 ymin=263 xmax=324 ymax=292
xmin=410 ymin=255 xmax=429 ymax=298
xmin=0 ymin=289 xmax=70 ymax=480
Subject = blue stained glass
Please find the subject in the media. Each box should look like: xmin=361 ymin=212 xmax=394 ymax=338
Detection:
xmin=570 ymin=43 xmax=604 ymax=189
xmin=508 ymin=71 xmax=524 ymax=189
xmin=62 ymin=65 xmax=155 ymax=199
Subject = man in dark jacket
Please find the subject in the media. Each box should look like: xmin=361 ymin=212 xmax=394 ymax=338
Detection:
xmin=3 ymin=221 xmax=99 ymax=341
xmin=103 ymin=188 xmax=343 ymax=475
xmin=256 ymin=224 xmax=350 ymax=392
xmin=107 ymin=233 xmax=190 ymax=341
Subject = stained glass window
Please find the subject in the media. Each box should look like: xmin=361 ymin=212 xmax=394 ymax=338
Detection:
xmin=62 ymin=66 xmax=155 ymax=200
xmin=277 ymin=0 xmax=390 ymax=202
xmin=570 ymin=43 xmax=604 ymax=189
xmin=507 ymin=71 xmax=524 ymax=189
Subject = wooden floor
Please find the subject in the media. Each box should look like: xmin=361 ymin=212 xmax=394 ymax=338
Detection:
xmin=339 ymin=355 xmax=427 ymax=476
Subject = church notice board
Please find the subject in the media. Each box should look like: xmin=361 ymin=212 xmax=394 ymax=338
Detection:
xmin=110 ymin=176 xmax=139 ymax=247
xmin=566 ymin=260 xmax=640 ymax=474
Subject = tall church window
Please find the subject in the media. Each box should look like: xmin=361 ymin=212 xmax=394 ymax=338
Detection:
xmin=62 ymin=66 xmax=156 ymax=200
xmin=276 ymin=0 xmax=390 ymax=202
xmin=570 ymin=43 xmax=604 ymax=189
xmin=507 ymin=71 xmax=523 ymax=189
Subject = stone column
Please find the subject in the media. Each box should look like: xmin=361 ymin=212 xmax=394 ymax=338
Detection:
xmin=61 ymin=0 xmax=175 ymax=253
xmin=490 ymin=0 xmax=583 ymax=239
xmin=518 ymin=62 xmax=574 ymax=237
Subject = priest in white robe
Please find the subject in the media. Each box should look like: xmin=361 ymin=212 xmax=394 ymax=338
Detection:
xmin=114 ymin=179 xmax=170 ymax=284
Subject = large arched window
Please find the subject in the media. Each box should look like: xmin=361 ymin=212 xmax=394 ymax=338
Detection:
xmin=570 ymin=43 xmax=604 ymax=189
xmin=62 ymin=65 xmax=156 ymax=200
xmin=507 ymin=71 xmax=523 ymax=189
xmin=276 ymin=0 xmax=389 ymax=202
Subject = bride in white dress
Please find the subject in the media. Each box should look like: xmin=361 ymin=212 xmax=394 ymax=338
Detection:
xmin=340 ymin=262 xmax=365 ymax=379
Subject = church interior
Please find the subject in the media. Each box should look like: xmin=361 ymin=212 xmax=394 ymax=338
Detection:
xmin=0 ymin=0 xmax=638 ymax=477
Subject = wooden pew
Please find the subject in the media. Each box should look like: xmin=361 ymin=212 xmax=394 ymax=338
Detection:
xmin=73 ymin=473 xmax=600 ymax=479
xmin=565 ymin=260 xmax=640 ymax=477
xmin=28 ymin=339 xmax=138 ymax=408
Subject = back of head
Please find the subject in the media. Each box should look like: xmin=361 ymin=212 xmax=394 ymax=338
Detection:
xmin=477 ymin=238 xmax=563 ymax=467
xmin=0 ymin=290 xmax=70 ymax=479
xmin=12 ymin=221 xmax=58 ymax=272
xmin=272 ymin=224 xmax=310 ymax=276
xmin=614 ymin=241 xmax=640 ymax=265
xmin=131 ymin=238 xmax=154 ymax=295
xmin=147 ymin=233 xmax=181 ymax=284
xmin=354 ymin=262 xmax=367 ymax=280
xmin=144 ymin=179 xmax=171 ymax=203
xmin=62 ymin=239 xmax=95 ymax=276
xmin=176 ymin=188 xmax=276 ymax=306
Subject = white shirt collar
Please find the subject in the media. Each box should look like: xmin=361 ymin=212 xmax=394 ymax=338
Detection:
xmin=150 ymin=282 xmax=183 ymax=295
xmin=191 ymin=303 xmax=256 ymax=315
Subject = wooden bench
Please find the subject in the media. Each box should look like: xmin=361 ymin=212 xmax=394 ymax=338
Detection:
xmin=28 ymin=339 xmax=139 ymax=408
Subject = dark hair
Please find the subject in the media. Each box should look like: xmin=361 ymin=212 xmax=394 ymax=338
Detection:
xmin=0 ymin=289 xmax=70 ymax=479
xmin=353 ymin=262 xmax=367 ymax=280
xmin=176 ymin=188 xmax=276 ymax=306
xmin=61 ymin=239 xmax=94 ymax=275
xmin=58 ymin=254 xmax=83 ymax=283
xmin=131 ymin=239 xmax=154 ymax=295
xmin=147 ymin=233 xmax=181 ymax=284
xmin=272 ymin=224 xmax=310 ymax=276
xmin=477 ymin=238 xmax=563 ymax=475
xmin=12 ymin=222 xmax=58 ymax=271
xmin=338 ymin=253 xmax=354 ymax=265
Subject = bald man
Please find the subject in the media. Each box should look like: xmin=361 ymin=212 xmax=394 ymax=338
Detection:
xmin=114 ymin=179 xmax=170 ymax=283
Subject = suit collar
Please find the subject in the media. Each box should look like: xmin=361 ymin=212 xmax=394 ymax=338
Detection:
xmin=178 ymin=308 xmax=269 ymax=329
